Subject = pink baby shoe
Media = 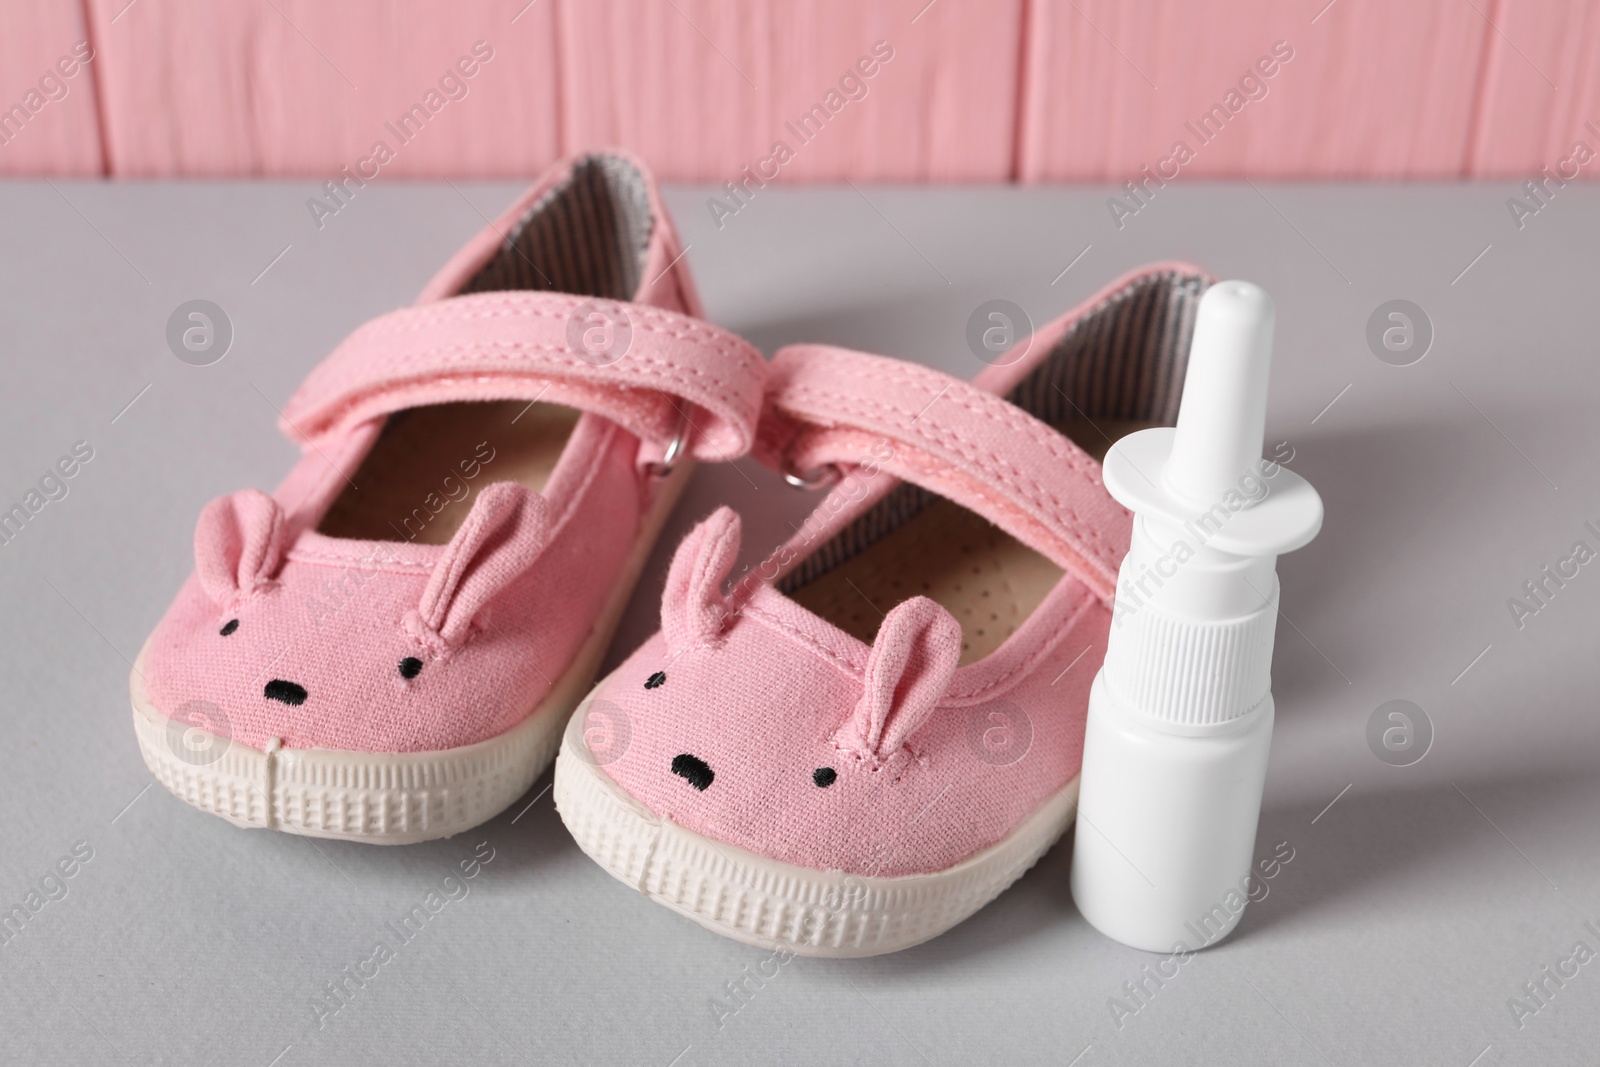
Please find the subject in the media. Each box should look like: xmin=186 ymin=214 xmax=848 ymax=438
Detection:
xmin=132 ymin=152 xmax=767 ymax=844
xmin=554 ymin=264 xmax=1213 ymax=954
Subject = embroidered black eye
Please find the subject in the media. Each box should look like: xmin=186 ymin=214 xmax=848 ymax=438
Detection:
xmin=671 ymin=754 xmax=714 ymax=791
xmin=813 ymin=767 xmax=837 ymax=788
xmin=644 ymin=671 xmax=666 ymax=689
xmin=264 ymin=679 xmax=307 ymax=706
xmin=219 ymin=619 xmax=239 ymax=636
xmin=399 ymin=657 xmax=423 ymax=680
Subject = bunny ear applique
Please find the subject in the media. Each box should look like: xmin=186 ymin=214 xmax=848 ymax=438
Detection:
xmin=847 ymin=597 xmax=963 ymax=758
xmin=411 ymin=482 xmax=551 ymax=649
xmin=195 ymin=489 xmax=287 ymax=607
xmin=661 ymin=506 xmax=741 ymax=652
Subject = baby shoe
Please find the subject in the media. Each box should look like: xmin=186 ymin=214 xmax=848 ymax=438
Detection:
xmin=554 ymin=264 xmax=1212 ymax=954
xmin=132 ymin=152 xmax=767 ymax=844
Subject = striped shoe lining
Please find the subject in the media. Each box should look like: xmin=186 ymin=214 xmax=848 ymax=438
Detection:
xmin=462 ymin=154 xmax=654 ymax=299
xmin=780 ymin=482 xmax=938 ymax=595
xmin=779 ymin=270 xmax=1210 ymax=594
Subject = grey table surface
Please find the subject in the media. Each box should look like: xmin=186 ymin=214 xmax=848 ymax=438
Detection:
xmin=1 ymin=176 xmax=1597 ymax=1067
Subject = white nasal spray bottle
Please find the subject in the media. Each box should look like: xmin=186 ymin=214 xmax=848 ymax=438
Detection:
xmin=1070 ymin=280 xmax=1322 ymax=953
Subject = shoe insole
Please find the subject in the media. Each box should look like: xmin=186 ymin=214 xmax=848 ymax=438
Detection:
xmin=786 ymin=418 xmax=1151 ymax=664
xmin=318 ymin=401 xmax=580 ymax=546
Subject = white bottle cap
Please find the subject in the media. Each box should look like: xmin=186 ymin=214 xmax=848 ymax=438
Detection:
xmin=1097 ymin=281 xmax=1322 ymax=726
xmin=1103 ymin=285 xmax=1322 ymax=567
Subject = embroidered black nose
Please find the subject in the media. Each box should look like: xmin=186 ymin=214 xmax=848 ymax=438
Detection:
xmin=264 ymin=679 xmax=308 ymax=706
xmin=671 ymin=753 xmax=713 ymax=791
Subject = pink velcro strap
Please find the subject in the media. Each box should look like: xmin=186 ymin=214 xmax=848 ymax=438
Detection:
xmin=756 ymin=345 xmax=1130 ymax=602
xmin=280 ymin=292 xmax=767 ymax=462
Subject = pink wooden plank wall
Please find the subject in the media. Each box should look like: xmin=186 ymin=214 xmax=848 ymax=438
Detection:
xmin=559 ymin=0 xmax=1023 ymax=181
xmin=0 ymin=2 xmax=103 ymax=175
xmin=1470 ymin=0 xmax=1600 ymax=176
xmin=85 ymin=0 xmax=560 ymax=177
xmin=0 ymin=0 xmax=1594 ymax=180
xmin=1018 ymin=0 xmax=1489 ymax=180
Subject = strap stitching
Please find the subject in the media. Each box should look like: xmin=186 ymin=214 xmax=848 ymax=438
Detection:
xmin=356 ymin=308 xmax=761 ymax=365
xmin=349 ymin=296 xmax=759 ymax=361
xmin=774 ymin=385 xmax=1123 ymax=567
xmin=294 ymin=342 xmax=761 ymax=444
xmin=317 ymin=340 xmax=756 ymax=397
xmin=288 ymin=293 xmax=765 ymax=446
xmin=780 ymin=356 xmax=1104 ymax=480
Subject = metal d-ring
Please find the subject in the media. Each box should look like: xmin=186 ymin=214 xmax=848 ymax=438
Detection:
xmin=644 ymin=413 xmax=689 ymax=479
xmin=782 ymin=462 xmax=842 ymax=490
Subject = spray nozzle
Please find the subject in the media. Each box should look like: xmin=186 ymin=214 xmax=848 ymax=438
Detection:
xmin=1165 ymin=281 xmax=1275 ymax=504
xmin=1103 ymin=280 xmax=1321 ymax=560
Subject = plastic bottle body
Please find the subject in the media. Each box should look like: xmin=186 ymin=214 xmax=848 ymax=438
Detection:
xmin=1071 ymin=672 xmax=1274 ymax=953
xmin=1067 ymin=279 xmax=1319 ymax=954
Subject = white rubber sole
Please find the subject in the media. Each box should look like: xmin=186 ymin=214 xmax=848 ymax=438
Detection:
xmin=554 ymin=695 xmax=1079 ymax=957
xmin=130 ymin=461 xmax=693 ymax=845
